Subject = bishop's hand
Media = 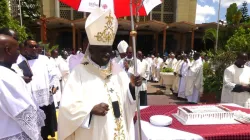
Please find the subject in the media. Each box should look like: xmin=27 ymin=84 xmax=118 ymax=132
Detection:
xmin=130 ymin=75 xmax=142 ymax=87
xmin=91 ymin=103 xmax=109 ymax=116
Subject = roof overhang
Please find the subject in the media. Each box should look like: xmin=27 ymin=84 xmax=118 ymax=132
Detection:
xmin=73 ymin=18 xmax=86 ymax=29
xmin=118 ymin=19 xmax=131 ymax=31
xmin=168 ymin=21 xmax=196 ymax=32
xmin=196 ymin=22 xmax=226 ymax=31
xmin=136 ymin=20 xmax=167 ymax=32
xmin=43 ymin=17 xmax=72 ymax=29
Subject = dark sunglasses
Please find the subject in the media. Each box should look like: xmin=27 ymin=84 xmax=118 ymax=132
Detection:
xmin=28 ymin=45 xmax=38 ymax=48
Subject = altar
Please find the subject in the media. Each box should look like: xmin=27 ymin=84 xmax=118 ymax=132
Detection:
xmin=135 ymin=104 xmax=250 ymax=140
xmin=159 ymin=72 xmax=175 ymax=94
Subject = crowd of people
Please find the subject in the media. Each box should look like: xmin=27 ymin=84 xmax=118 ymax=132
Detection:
xmin=1 ymin=7 xmax=250 ymax=140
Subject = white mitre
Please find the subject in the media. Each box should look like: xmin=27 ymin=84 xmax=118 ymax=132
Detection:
xmin=85 ymin=7 xmax=118 ymax=46
xmin=117 ymin=40 xmax=128 ymax=53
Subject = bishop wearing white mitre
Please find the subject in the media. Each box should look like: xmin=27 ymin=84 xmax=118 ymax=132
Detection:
xmin=113 ymin=40 xmax=128 ymax=63
xmin=58 ymin=8 xmax=142 ymax=140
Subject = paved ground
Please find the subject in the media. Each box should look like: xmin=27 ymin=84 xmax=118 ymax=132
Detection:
xmin=147 ymin=81 xmax=188 ymax=105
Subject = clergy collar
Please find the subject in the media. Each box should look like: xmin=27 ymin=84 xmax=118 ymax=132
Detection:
xmin=87 ymin=56 xmax=109 ymax=70
xmin=24 ymin=54 xmax=38 ymax=60
xmin=0 ymin=62 xmax=15 ymax=72
xmin=125 ymin=57 xmax=133 ymax=61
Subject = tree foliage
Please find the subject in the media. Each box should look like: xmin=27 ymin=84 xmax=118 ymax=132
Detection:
xmin=240 ymin=1 xmax=249 ymax=23
xmin=0 ymin=0 xmax=27 ymax=42
xmin=226 ymin=26 xmax=250 ymax=52
xmin=20 ymin=0 xmax=41 ymax=24
xmin=38 ymin=42 xmax=59 ymax=54
xmin=226 ymin=3 xmax=242 ymax=25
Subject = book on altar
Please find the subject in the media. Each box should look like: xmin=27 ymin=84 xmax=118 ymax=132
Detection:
xmin=18 ymin=60 xmax=33 ymax=77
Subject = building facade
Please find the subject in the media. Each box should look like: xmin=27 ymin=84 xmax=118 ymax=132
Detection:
xmin=9 ymin=0 xmax=198 ymax=55
xmin=42 ymin=0 xmax=196 ymax=24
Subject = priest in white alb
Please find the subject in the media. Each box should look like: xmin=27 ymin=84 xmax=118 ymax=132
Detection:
xmin=221 ymin=53 xmax=250 ymax=108
xmin=177 ymin=54 xmax=190 ymax=99
xmin=17 ymin=39 xmax=59 ymax=140
xmin=58 ymin=8 xmax=142 ymax=140
xmin=0 ymin=34 xmax=45 ymax=140
xmin=172 ymin=55 xmax=183 ymax=95
xmin=185 ymin=52 xmax=203 ymax=103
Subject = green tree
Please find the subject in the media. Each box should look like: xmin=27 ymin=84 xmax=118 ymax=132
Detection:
xmin=203 ymin=28 xmax=217 ymax=45
xmin=0 ymin=0 xmax=28 ymax=42
xmin=20 ymin=0 xmax=41 ymax=24
xmin=226 ymin=26 xmax=250 ymax=52
xmin=226 ymin=3 xmax=242 ymax=25
xmin=240 ymin=1 xmax=249 ymax=23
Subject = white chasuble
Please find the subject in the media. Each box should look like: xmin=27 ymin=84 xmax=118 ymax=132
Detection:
xmin=221 ymin=65 xmax=250 ymax=108
xmin=58 ymin=60 xmax=136 ymax=140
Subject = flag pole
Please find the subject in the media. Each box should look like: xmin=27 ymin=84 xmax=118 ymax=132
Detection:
xmin=18 ymin=0 xmax=23 ymax=26
xmin=215 ymin=0 xmax=221 ymax=52
xmin=130 ymin=1 xmax=142 ymax=140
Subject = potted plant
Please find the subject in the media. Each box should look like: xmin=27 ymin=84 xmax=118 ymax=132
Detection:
xmin=160 ymin=67 xmax=175 ymax=95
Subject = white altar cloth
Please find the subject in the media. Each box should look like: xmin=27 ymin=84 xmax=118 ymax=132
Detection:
xmin=135 ymin=104 xmax=244 ymax=140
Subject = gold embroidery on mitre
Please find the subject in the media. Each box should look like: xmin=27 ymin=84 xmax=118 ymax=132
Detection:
xmin=94 ymin=12 xmax=115 ymax=43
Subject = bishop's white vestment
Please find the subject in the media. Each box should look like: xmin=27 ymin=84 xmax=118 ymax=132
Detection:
xmin=221 ymin=65 xmax=250 ymax=108
xmin=0 ymin=65 xmax=45 ymax=140
xmin=58 ymin=58 xmax=136 ymax=140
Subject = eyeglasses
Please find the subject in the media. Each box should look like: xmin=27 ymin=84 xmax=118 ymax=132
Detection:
xmin=28 ymin=45 xmax=38 ymax=48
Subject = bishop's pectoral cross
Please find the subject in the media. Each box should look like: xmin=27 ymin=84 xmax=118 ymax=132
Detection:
xmin=109 ymin=88 xmax=114 ymax=93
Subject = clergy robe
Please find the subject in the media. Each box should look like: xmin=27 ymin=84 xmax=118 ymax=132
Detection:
xmin=16 ymin=54 xmax=59 ymax=139
xmin=172 ymin=60 xmax=183 ymax=93
xmin=221 ymin=65 xmax=250 ymax=108
xmin=185 ymin=58 xmax=203 ymax=103
xmin=178 ymin=60 xmax=190 ymax=98
xmin=49 ymin=57 xmax=63 ymax=107
xmin=167 ymin=58 xmax=177 ymax=69
xmin=112 ymin=56 xmax=121 ymax=64
xmin=128 ymin=59 xmax=149 ymax=106
xmin=0 ymin=66 xmax=45 ymax=140
xmin=58 ymin=58 xmax=136 ymax=140
xmin=153 ymin=57 xmax=163 ymax=82
xmin=57 ymin=57 xmax=70 ymax=90
xmin=146 ymin=57 xmax=153 ymax=80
